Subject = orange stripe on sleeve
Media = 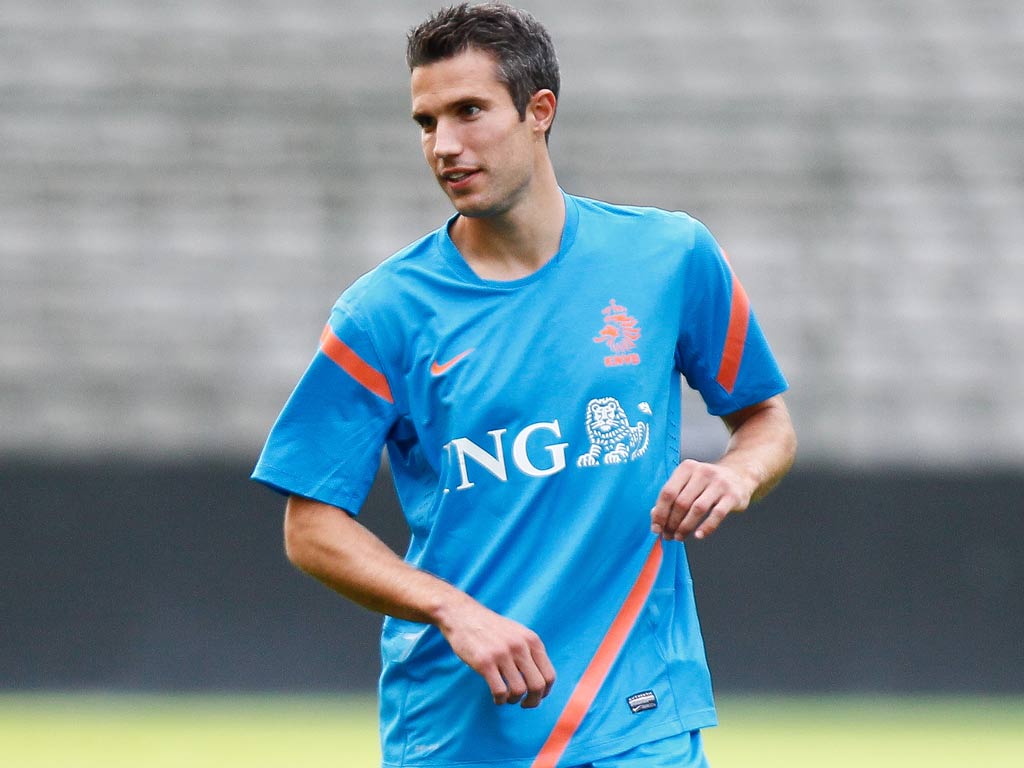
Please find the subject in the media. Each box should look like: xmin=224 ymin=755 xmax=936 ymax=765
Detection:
xmin=531 ymin=540 xmax=664 ymax=768
xmin=319 ymin=324 xmax=394 ymax=404
xmin=715 ymin=271 xmax=750 ymax=394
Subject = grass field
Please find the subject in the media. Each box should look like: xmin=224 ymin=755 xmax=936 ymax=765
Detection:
xmin=2 ymin=693 xmax=1022 ymax=767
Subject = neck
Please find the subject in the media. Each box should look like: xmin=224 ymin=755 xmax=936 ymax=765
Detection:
xmin=450 ymin=166 xmax=565 ymax=281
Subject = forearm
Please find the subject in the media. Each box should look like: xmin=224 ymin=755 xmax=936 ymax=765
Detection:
xmin=283 ymin=494 xmax=466 ymax=626
xmin=717 ymin=394 xmax=797 ymax=503
xmin=283 ymin=494 xmax=557 ymax=707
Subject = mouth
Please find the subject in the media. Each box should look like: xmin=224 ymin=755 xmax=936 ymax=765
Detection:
xmin=440 ymin=168 xmax=479 ymax=191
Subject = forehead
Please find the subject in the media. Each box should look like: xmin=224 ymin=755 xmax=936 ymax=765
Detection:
xmin=410 ymin=48 xmax=512 ymax=112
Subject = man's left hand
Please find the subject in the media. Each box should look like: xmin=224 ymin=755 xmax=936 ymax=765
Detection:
xmin=650 ymin=459 xmax=752 ymax=541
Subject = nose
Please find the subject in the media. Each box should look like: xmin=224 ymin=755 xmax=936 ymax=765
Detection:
xmin=431 ymin=117 xmax=462 ymax=160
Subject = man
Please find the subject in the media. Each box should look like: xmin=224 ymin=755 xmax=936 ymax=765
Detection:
xmin=253 ymin=4 xmax=796 ymax=767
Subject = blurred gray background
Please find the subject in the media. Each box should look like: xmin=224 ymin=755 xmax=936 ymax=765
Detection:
xmin=2 ymin=1 xmax=1022 ymax=692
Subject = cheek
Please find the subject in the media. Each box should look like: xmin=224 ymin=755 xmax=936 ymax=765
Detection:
xmin=478 ymin=123 xmax=520 ymax=157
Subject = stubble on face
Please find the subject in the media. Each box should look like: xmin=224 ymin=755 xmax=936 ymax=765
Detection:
xmin=411 ymin=49 xmax=538 ymax=222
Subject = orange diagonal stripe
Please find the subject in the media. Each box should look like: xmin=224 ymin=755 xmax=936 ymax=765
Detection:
xmin=715 ymin=270 xmax=749 ymax=394
xmin=319 ymin=324 xmax=394 ymax=404
xmin=531 ymin=539 xmax=664 ymax=768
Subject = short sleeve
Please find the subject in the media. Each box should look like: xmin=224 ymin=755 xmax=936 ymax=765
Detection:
xmin=251 ymin=304 xmax=399 ymax=514
xmin=675 ymin=221 xmax=788 ymax=415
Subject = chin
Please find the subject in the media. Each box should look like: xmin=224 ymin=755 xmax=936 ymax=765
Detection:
xmin=450 ymin=198 xmax=500 ymax=219
xmin=452 ymin=204 xmax=493 ymax=219
xmin=451 ymin=189 xmax=522 ymax=220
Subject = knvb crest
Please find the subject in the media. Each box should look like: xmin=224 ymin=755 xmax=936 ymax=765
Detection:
xmin=593 ymin=299 xmax=642 ymax=367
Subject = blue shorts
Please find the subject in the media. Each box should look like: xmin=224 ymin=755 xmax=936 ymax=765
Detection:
xmin=571 ymin=730 xmax=710 ymax=768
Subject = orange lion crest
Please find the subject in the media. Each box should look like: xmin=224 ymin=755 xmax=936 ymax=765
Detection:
xmin=593 ymin=299 xmax=641 ymax=354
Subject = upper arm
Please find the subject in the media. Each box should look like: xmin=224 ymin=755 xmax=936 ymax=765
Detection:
xmin=720 ymin=394 xmax=792 ymax=435
xmin=283 ymin=494 xmax=349 ymax=557
xmin=675 ymin=221 xmax=788 ymax=416
xmin=252 ymin=303 xmax=398 ymax=514
xmin=282 ymin=493 xmax=394 ymax=576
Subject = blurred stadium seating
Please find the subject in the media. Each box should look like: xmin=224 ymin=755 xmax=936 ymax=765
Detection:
xmin=1 ymin=1 xmax=1021 ymax=695
xmin=2 ymin=0 xmax=1021 ymax=465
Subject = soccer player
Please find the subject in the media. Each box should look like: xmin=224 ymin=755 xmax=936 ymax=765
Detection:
xmin=252 ymin=4 xmax=797 ymax=766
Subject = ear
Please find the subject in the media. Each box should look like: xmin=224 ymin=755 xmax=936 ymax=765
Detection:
xmin=528 ymin=89 xmax=557 ymax=136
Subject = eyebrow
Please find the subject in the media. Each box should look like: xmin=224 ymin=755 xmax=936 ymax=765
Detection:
xmin=412 ymin=96 xmax=489 ymax=124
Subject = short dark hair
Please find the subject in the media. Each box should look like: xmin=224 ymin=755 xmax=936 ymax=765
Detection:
xmin=407 ymin=3 xmax=560 ymax=137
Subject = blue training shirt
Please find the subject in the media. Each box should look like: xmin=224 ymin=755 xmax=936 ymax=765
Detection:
xmin=253 ymin=193 xmax=788 ymax=767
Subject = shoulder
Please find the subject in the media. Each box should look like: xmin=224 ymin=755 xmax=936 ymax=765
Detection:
xmin=335 ymin=225 xmax=446 ymax=321
xmin=568 ymin=193 xmax=706 ymax=248
xmin=565 ymin=194 xmax=722 ymax=281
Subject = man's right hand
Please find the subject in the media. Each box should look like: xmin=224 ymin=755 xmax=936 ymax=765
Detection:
xmin=436 ymin=596 xmax=556 ymax=708
xmin=283 ymin=495 xmax=556 ymax=709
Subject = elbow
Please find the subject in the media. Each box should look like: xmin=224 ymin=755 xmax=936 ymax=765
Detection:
xmin=778 ymin=404 xmax=798 ymax=474
xmin=768 ymin=395 xmax=798 ymax=471
xmin=784 ymin=423 xmax=798 ymax=473
xmin=283 ymin=497 xmax=317 ymax=573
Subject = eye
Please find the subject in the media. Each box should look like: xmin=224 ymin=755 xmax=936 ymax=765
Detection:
xmin=460 ymin=104 xmax=482 ymax=118
xmin=413 ymin=115 xmax=435 ymax=132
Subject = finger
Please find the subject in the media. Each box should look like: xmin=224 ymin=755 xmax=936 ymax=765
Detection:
xmin=661 ymin=499 xmax=686 ymax=539
xmin=694 ymin=496 xmax=738 ymax=540
xmin=692 ymin=499 xmax=733 ymax=540
xmin=517 ymin=637 xmax=556 ymax=708
xmin=663 ymin=474 xmax=710 ymax=538
xmin=535 ymin=646 xmax=556 ymax=698
xmin=517 ymin=664 xmax=547 ymax=708
xmin=480 ymin=662 xmax=511 ymax=705
xmin=650 ymin=484 xmax=678 ymax=535
xmin=650 ymin=461 xmax=695 ymax=534
xmin=497 ymin=658 xmax=528 ymax=705
xmin=668 ymin=470 xmax=725 ymax=539
xmin=672 ymin=490 xmax=713 ymax=540
xmin=530 ymin=641 xmax=556 ymax=702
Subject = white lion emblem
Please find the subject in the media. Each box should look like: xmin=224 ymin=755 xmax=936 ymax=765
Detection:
xmin=577 ymin=397 xmax=650 ymax=467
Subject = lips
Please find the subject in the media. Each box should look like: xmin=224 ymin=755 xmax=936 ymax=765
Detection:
xmin=440 ymin=168 xmax=479 ymax=190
